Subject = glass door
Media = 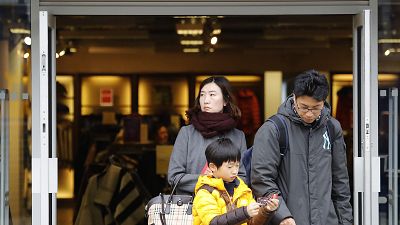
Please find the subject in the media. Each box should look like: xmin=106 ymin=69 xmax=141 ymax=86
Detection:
xmin=0 ymin=89 xmax=10 ymax=225
xmin=378 ymin=86 xmax=399 ymax=225
xmin=33 ymin=11 xmax=58 ymax=225
xmin=0 ymin=1 xmax=32 ymax=224
xmin=353 ymin=9 xmax=380 ymax=225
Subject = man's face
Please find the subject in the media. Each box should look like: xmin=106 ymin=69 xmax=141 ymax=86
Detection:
xmin=294 ymin=95 xmax=324 ymax=124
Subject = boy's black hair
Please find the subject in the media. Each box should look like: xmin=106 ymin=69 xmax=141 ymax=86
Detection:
xmin=205 ymin=137 xmax=241 ymax=168
xmin=294 ymin=69 xmax=329 ymax=101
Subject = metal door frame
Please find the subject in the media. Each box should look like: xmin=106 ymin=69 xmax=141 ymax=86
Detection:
xmin=30 ymin=1 xmax=379 ymax=225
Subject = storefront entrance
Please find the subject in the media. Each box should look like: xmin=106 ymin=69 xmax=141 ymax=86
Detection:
xmin=29 ymin=1 xmax=381 ymax=225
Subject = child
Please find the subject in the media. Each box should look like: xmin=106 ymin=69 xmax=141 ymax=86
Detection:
xmin=193 ymin=138 xmax=279 ymax=225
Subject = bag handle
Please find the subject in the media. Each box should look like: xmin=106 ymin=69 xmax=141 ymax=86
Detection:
xmin=159 ymin=194 xmax=167 ymax=225
xmin=167 ymin=174 xmax=185 ymax=203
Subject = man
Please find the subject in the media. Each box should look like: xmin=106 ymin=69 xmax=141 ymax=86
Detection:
xmin=251 ymin=70 xmax=353 ymax=225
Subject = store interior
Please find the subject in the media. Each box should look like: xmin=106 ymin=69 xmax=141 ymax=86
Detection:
xmin=46 ymin=14 xmax=398 ymax=225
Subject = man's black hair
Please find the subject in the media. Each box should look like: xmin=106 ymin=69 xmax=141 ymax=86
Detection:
xmin=294 ymin=69 xmax=329 ymax=101
xmin=205 ymin=138 xmax=241 ymax=168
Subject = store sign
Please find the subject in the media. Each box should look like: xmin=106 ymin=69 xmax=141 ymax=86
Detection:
xmin=100 ymin=88 xmax=113 ymax=106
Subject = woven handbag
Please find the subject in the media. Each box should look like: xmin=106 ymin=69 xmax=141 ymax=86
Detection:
xmin=145 ymin=175 xmax=193 ymax=225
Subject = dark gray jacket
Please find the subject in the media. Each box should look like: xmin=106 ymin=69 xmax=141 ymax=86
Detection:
xmin=168 ymin=125 xmax=247 ymax=195
xmin=251 ymin=96 xmax=353 ymax=225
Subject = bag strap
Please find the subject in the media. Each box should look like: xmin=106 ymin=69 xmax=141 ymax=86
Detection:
xmin=159 ymin=194 xmax=167 ymax=225
xmin=326 ymin=119 xmax=336 ymax=149
xmin=199 ymin=184 xmax=236 ymax=211
xmin=267 ymin=114 xmax=289 ymax=157
xmin=168 ymin=174 xmax=185 ymax=203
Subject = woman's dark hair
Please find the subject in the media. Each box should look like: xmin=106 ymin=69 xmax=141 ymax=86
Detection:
xmin=205 ymin=138 xmax=241 ymax=168
xmin=294 ymin=69 xmax=329 ymax=101
xmin=186 ymin=76 xmax=241 ymax=120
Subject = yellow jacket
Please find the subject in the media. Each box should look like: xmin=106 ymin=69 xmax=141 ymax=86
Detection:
xmin=192 ymin=175 xmax=255 ymax=225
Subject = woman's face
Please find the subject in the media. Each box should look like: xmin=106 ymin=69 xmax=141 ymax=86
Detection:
xmin=199 ymin=82 xmax=226 ymax=113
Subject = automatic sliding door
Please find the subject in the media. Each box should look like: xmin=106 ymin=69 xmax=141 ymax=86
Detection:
xmin=34 ymin=11 xmax=58 ymax=225
xmin=353 ymin=9 xmax=380 ymax=225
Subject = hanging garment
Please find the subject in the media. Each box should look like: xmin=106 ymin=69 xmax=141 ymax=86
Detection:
xmin=236 ymin=89 xmax=261 ymax=137
xmin=74 ymin=164 xmax=147 ymax=225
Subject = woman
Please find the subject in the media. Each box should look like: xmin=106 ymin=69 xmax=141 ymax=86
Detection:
xmin=167 ymin=76 xmax=247 ymax=195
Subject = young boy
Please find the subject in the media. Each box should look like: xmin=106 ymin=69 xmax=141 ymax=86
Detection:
xmin=193 ymin=138 xmax=279 ymax=225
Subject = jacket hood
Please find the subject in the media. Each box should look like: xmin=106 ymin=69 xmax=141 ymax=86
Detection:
xmin=194 ymin=175 xmax=251 ymax=199
xmin=278 ymin=94 xmax=332 ymax=127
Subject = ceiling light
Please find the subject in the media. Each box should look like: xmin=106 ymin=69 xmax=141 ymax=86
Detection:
xmin=69 ymin=47 xmax=77 ymax=53
xmin=210 ymin=36 xmax=218 ymax=45
xmin=176 ymin=23 xmax=204 ymax=36
xmin=10 ymin=28 xmax=30 ymax=34
xmin=177 ymin=29 xmax=203 ymax=36
xmin=212 ymin=29 xmax=222 ymax=35
xmin=24 ymin=37 xmax=31 ymax=45
xmin=183 ymin=48 xmax=200 ymax=53
xmin=378 ymin=39 xmax=400 ymax=44
xmin=209 ymin=48 xmax=215 ymax=53
xmin=56 ymin=53 xmax=59 ymax=58
xmin=59 ymin=50 xmax=66 ymax=57
xmin=180 ymin=40 xmax=204 ymax=45
xmin=23 ymin=52 xmax=29 ymax=59
xmin=384 ymin=49 xmax=391 ymax=56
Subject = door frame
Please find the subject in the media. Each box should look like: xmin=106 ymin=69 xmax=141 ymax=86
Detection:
xmin=31 ymin=1 xmax=379 ymax=225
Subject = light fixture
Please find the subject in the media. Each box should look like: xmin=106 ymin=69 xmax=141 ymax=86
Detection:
xmin=69 ymin=47 xmax=77 ymax=53
xmin=180 ymin=40 xmax=204 ymax=46
xmin=56 ymin=53 xmax=60 ymax=58
xmin=23 ymin=52 xmax=29 ymax=59
xmin=212 ymin=29 xmax=222 ymax=35
xmin=383 ymin=48 xmax=400 ymax=56
xmin=176 ymin=20 xmax=204 ymax=36
xmin=59 ymin=50 xmax=66 ymax=57
xmin=210 ymin=36 xmax=218 ymax=45
xmin=183 ymin=48 xmax=200 ymax=53
xmin=24 ymin=37 xmax=31 ymax=45
xmin=378 ymin=39 xmax=400 ymax=44
xmin=10 ymin=28 xmax=30 ymax=34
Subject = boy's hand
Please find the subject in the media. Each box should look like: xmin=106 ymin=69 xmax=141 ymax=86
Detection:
xmin=264 ymin=198 xmax=279 ymax=212
xmin=280 ymin=218 xmax=296 ymax=225
xmin=246 ymin=202 xmax=260 ymax=217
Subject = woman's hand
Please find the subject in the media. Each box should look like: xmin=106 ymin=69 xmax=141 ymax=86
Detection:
xmin=203 ymin=167 xmax=213 ymax=176
xmin=246 ymin=202 xmax=260 ymax=217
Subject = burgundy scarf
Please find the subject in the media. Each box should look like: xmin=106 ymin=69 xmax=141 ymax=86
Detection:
xmin=190 ymin=111 xmax=237 ymax=138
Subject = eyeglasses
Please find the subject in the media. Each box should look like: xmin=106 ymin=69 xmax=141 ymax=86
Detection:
xmin=296 ymin=103 xmax=323 ymax=114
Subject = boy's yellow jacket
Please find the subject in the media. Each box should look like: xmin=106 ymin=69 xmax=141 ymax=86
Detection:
xmin=192 ymin=175 xmax=255 ymax=225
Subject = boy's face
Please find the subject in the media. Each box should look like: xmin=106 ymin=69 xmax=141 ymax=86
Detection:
xmin=210 ymin=161 xmax=240 ymax=183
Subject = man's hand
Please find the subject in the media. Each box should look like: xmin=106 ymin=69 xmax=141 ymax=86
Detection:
xmin=280 ymin=218 xmax=296 ymax=225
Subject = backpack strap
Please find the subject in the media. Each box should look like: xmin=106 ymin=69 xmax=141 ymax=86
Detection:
xmin=267 ymin=114 xmax=289 ymax=157
xmin=199 ymin=184 xmax=236 ymax=211
xmin=326 ymin=119 xmax=336 ymax=149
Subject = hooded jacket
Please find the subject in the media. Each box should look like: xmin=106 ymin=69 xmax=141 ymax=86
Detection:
xmin=251 ymin=95 xmax=353 ymax=225
xmin=168 ymin=125 xmax=247 ymax=195
xmin=193 ymin=175 xmax=275 ymax=225
xmin=193 ymin=175 xmax=253 ymax=225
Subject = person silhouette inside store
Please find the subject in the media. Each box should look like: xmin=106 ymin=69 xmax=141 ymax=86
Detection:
xmin=155 ymin=124 xmax=170 ymax=145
